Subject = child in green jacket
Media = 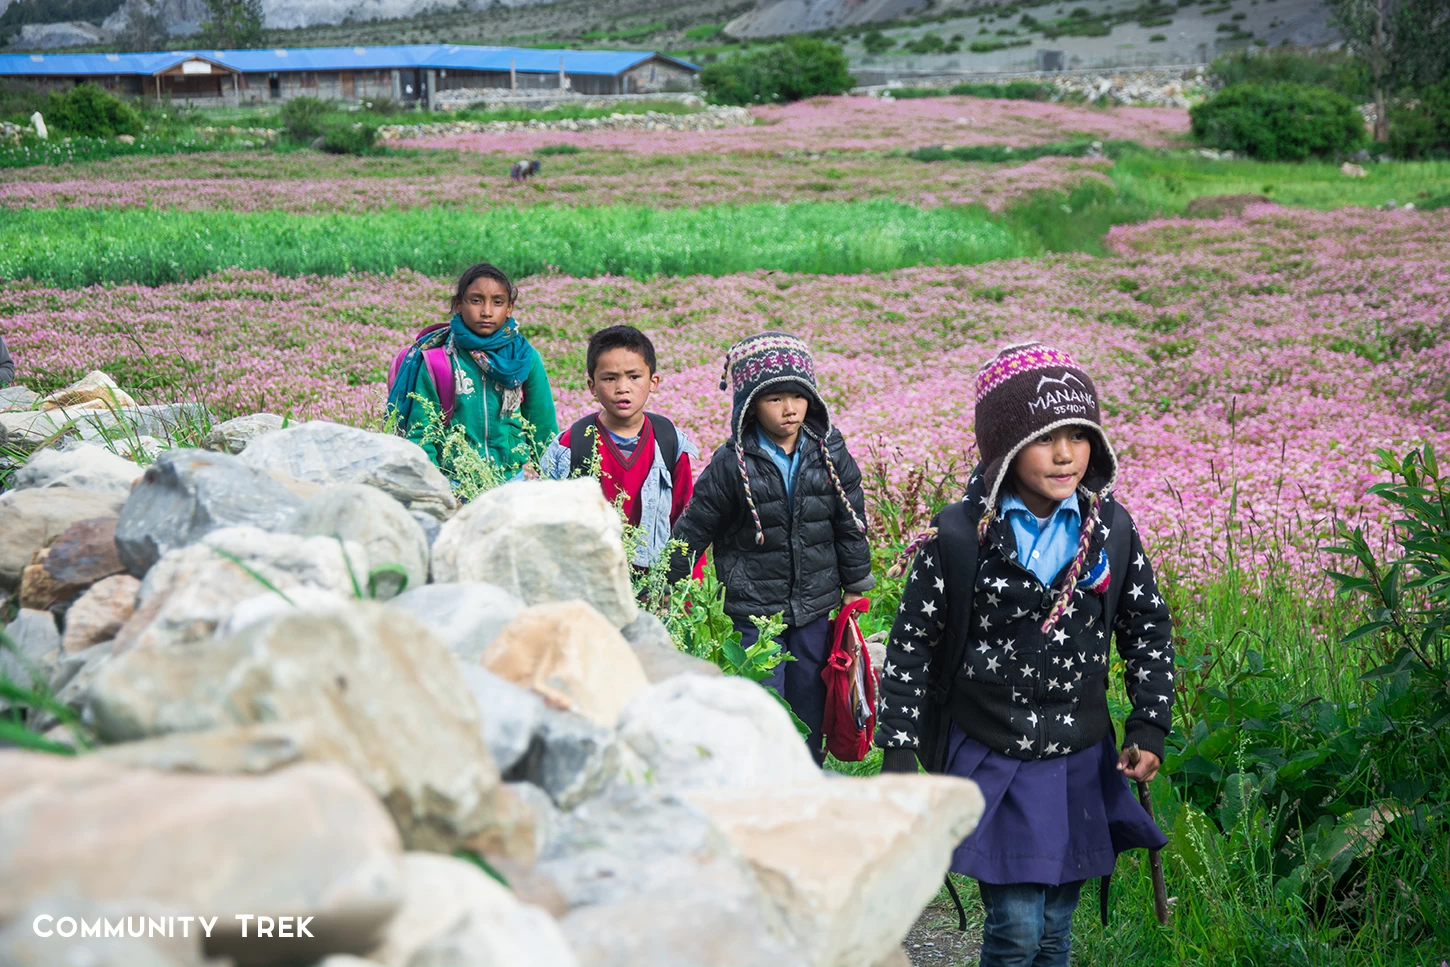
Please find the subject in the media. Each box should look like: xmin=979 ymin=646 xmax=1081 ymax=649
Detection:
xmin=389 ymin=262 xmax=558 ymax=482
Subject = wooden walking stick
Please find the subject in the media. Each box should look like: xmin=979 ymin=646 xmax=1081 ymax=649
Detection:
xmin=1127 ymin=743 xmax=1170 ymax=925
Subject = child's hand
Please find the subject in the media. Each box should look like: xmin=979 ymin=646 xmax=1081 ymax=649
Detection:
xmin=1118 ymin=746 xmax=1161 ymax=782
xmin=843 ymin=592 xmax=867 ymax=610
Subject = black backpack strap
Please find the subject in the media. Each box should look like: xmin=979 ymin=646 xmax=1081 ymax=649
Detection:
xmin=924 ymin=500 xmax=978 ymax=773
xmin=1100 ymin=501 xmax=1134 ymax=641
xmin=646 ymin=413 xmax=679 ymax=481
xmin=568 ymin=415 xmax=599 ymax=477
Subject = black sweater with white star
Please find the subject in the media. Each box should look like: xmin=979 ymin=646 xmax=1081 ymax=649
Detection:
xmin=876 ymin=489 xmax=1174 ymax=763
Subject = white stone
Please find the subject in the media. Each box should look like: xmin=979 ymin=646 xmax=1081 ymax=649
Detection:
xmin=112 ymin=526 xmax=364 ymax=654
xmin=11 ymin=445 xmax=142 ymax=497
xmin=240 ymin=420 xmax=457 ymax=521
xmin=0 ymin=752 xmax=404 ymax=963
xmin=367 ymin=853 xmax=577 ymax=967
xmin=203 ymin=412 xmax=286 ymax=454
xmin=389 ymin=582 xmax=523 ymax=661
xmin=286 ymin=483 xmax=429 ymax=599
xmin=432 ymin=479 xmax=637 ymax=627
xmin=89 ymin=601 xmax=501 ymax=851
xmin=687 ymin=775 xmax=986 ymax=967
xmin=618 ymin=674 xmax=820 ymax=792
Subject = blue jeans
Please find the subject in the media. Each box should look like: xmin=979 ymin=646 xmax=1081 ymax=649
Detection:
xmin=977 ymin=881 xmax=1084 ymax=967
xmin=736 ymin=614 xmax=831 ymax=764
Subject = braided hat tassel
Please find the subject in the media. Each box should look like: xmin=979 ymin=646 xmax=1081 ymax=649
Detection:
xmin=735 ymin=439 xmax=766 ymax=546
xmin=1041 ymin=491 xmax=1102 ymax=634
xmin=815 ymin=431 xmax=867 ymax=537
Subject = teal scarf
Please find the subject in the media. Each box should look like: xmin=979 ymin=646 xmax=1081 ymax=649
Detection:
xmin=386 ymin=315 xmax=534 ymax=429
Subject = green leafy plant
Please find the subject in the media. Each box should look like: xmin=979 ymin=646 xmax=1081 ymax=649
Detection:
xmin=0 ymin=626 xmax=90 ymax=755
xmin=280 ymin=96 xmax=328 ymax=142
xmin=41 ymin=84 xmax=143 ymax=139
xmin=701 ymin=37 xmax=855 ymax=105
xmin=1190 ymin=82 xmax=1368 ymax=160
xmin=1327 ymin=444 xmax=1450 ymax=731
xmin=319 ymin=120 xmax=379 ymax=155
xmin=1388 ymin=78 xmax=1450 ymax=159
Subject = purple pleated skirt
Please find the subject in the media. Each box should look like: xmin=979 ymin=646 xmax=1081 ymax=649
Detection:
xmin=944 ymin=724 xmax=1167 ymax=886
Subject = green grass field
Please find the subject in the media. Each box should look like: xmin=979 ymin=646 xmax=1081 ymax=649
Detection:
xmin=0 ymin=201 xmax=1037 ymax=287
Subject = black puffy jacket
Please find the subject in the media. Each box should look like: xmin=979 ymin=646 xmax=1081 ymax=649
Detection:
xmin=668 ymin=426 xmax=874 ymax=626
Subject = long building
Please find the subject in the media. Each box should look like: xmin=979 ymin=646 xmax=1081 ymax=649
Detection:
xmin=0 ymin=44 xmax=698 ymax=107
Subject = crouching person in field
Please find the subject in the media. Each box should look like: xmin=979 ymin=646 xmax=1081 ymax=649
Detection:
xmin=667 ymin=331 xmax=873 ymax=766
xmin=541 ymin=325 xmax=699 ymax=571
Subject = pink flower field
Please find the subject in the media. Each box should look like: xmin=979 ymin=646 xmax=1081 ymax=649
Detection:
xmin=0 ymin=155 xmax=1110 ymax=213
xmin=6 ymin=205 xmax=1447 ymax=587
xmin=397 ymin=95 xmax=1191 ymax=155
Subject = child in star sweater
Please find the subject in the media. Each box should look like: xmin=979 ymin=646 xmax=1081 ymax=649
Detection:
xmin=877 ymin=342 xmax=1174 ymax=967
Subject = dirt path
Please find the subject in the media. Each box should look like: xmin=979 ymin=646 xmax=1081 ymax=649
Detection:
xmin=903 ymin=890 xmax=982 ymax=966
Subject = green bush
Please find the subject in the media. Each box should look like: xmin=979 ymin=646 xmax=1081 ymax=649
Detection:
xmin=319 ymin=120 xmax=377 ymax=155
xmin=280 ymin=96 xmax=328 ymax=141
xmin=701 ymin=37 xmax=854 ymax=105
xmin=862 ymin=28 xmax=895 ymax=54
xmin=41 ymin=84 xmax=142 ymax=139
xmin=1190 ymin=82 xmax=1367 ymax=160
xmin=1389 ymin=79 xmax=1450 ymax=159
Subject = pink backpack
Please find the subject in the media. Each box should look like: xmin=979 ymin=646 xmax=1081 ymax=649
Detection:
xmin=388 ymin=323 xmax=456 ymax=422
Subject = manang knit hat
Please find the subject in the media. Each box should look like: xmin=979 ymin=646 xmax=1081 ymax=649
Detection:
xmin=974 ymin=341 xmax=1118 ymax=532
xmin=718 ymin=331 xmax=865 ymax=544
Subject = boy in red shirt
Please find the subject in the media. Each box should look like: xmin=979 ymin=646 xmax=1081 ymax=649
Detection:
xmin=542 ymin=326 xmax=698 ymax=570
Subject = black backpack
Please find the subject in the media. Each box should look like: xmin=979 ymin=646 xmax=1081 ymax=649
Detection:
xmin=567 ymin=413 xmax=680 ymax=480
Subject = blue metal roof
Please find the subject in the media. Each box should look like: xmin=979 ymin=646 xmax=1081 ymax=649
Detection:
xmin=0 ymin=45 xmax=696 ymax=78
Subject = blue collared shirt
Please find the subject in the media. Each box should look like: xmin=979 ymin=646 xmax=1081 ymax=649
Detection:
xmin=1003 ymin=491 xmax=1080 ymax=586
xmin=756 ymin=425 xmax=803 ymax=503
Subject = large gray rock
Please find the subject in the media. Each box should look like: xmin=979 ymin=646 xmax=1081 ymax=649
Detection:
xmin=617 ymin=675 xmax=820 ymax=793
xmin=89 ymin=601 xmax=502 ymax=851
xmin=520 ymin=707 xmax=621 ymax=811
xmin=389 ymin=582 xmax=523 ymax=661
xmin=202 ymin=412 xmax=285 ymax=454
xmin=621 ymin=612 xmax=721 ymax=683
xmin=506 ymin=780 xmax=564 ymax=859
xmin=239 ymin=421 xmax=457 ymax=521
xmin=538 ymin=786 xmax=802 ymax=967
xmin=15 ymin=20 xmax=113 ymax=48
xmin=1 ymin=608 xmax=59 ymax=688
xmin=0 ymin=386 xmax=37 ymax=412
xmin=453 ymin=659 xmax=544 ymax=774
xmin=432 ymin=479 xmax=637 ymax=628
xmin=0 ymin=752 xmax=404 ymax=965
xmin=0 ymin=897 xmax=210 ymax=967
xmin=71 ymin=403 xmax=216 ymax=446
xmin=114 ymin=449 xmax=302 ymax=578
xmin=286 ymin=483 xmax=428 ymax=600
xmin=367 ymin=853 xmax=577 ymax=967
xmin=11 ymin=446 xmax=142 ymax=498
xmin=111 ymin=527 xmax=363 ymax=654
xmin=0 ymin=487 xmax=125 ymax=592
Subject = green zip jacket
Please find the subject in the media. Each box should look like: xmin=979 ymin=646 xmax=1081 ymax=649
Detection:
xmin=404 ymin=344 xmax=559 ymax=478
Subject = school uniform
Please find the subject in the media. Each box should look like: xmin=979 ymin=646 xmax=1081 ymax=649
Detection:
xmin=878 ymin=342 xmax=1174 ymax=967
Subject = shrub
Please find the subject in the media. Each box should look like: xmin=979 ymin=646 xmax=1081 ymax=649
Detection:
xmin=319 ymin=121 xmax=377 ymax=155
xmin=1149 ymin=32 xmax=1167 ymax=41
xmin=41 ymin=84 xmax=142 ymax=139
xmin=280 ymin=96 xmax=328 ymax=141
xmin=701 ymin=37 xmax=854 ymax=105
xmin=1388 ymin=79 xmax=1450 ymax=159
xmin=1190 ymin=82 xmax=1367 ymax=160
xmin=862 ymin=28 xmax=894 ymax=53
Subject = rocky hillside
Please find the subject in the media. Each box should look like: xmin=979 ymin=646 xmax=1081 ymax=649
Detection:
xmin=1 ymin=374 xmax=986 ymax=967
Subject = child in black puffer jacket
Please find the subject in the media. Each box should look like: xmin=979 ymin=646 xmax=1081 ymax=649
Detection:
xmin=877 ymin=342 xmax=1174 ymax=967
xmin=668 ymin=332 xmax=874 ymax=764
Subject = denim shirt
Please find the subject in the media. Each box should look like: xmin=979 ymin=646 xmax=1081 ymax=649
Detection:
xmin=756 ymin=425 xmax=803 ymax=503
xmin=1002 ymin=491 xmax=1081 ymax=586
xmin=541 ymin=423 xmax=698 ymax=568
